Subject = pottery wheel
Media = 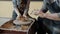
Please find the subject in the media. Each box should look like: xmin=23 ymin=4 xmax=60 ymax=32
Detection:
xmin=13 ymin=19 xmax=32 ymax=25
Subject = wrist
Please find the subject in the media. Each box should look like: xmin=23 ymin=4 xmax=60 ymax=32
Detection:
xmin=43 ymin=13 xmax=47 ymax=18
xmin=38 ymin=13 xmax=46 ymax=18
xmin=18 ymin=14 xmax=21 ymax=17
xmin=44 ymin=13 xmax=50 ymax=19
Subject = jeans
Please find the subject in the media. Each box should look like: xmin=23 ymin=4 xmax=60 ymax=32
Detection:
xmin=37 ymin=17 xmax=60 ymax=34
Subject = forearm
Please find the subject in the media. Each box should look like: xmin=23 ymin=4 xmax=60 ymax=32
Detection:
xmin=23 ymin=0 xmax=30 ymax=15
xmin=12 ymin=0 xmax=21 ymax=16
xmin=45 ymin=13 xmax=60 ymax=21
xmin=14 ymin=8 xmax=21 ymax=16
xmin=25 ymin=0 xmax=30 ymax=9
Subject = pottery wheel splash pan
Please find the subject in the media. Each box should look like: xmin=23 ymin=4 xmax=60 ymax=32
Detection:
xmin=0 ymin=18 xmax=35 ymax=31
xmin=13 ymin=18 xmax=33 ymax=25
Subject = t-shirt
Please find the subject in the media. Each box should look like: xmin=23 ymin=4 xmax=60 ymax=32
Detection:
xmin=41 ymin=0 xmax=60 ymax=30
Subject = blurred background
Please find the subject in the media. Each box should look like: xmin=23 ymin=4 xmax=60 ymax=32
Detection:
xmin=0 ymin=0 xmax=43 ymax=19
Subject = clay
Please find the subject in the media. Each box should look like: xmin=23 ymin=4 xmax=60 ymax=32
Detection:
xmin=0 ymin=21 xmax=15 ymax=29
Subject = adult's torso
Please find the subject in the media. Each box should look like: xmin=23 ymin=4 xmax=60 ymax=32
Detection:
xmin=43 ymin=0 xmax=60 ymax=29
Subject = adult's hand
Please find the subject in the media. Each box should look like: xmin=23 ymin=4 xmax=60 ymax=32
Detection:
xmin=32 ymin=9 xmax=45 ymax=18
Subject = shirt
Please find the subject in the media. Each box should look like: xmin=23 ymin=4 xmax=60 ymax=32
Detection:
xmin=42 ymin=0 xmax=60 ymax=31
xmin=42 ymin=0 xmax=60 ymax=13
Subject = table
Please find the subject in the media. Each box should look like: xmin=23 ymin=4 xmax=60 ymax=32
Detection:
xmin=0 ymin=17 xmax=36 ymax=34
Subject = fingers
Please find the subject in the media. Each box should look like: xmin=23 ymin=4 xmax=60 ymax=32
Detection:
xmin=16 ymin=16 xmax=20 ymax=20
xmin=30 ymin=9 xmax=40 ymax=15
xmin=23 ymin=15 xmax=27 ymax=18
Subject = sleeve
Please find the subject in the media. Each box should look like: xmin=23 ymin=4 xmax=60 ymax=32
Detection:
xmin=26 ymin=0 xmax=30 ymax=9
xmin=12 ymin=0 xmax=17 ymax=8
xmin=23 ymin=0 xmax=30 ymax=16
xmin=41 ymin=0 xmax=48 ymax=13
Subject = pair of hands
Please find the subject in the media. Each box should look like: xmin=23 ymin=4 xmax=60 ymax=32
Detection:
xmin=31 ymin=9 xmax=45 ymax=18
xmin=32 ymin=9 xmax=47 ymax=18
xmin=16 ymin=15 xmax=27 ymax=20
xmin=31 ymin=9 xmax=60 ymax=20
